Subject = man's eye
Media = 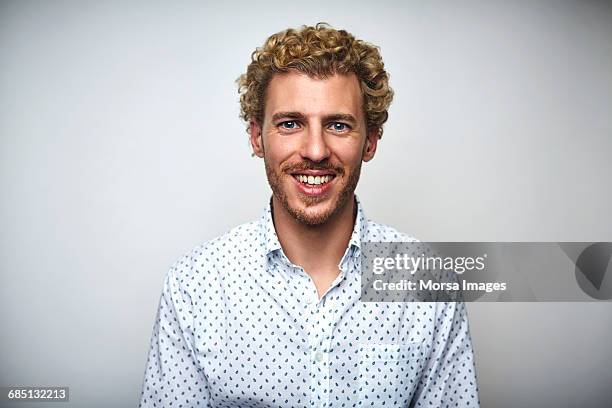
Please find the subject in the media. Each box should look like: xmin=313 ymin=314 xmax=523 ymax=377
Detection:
xmin=329 ymin=122 xmax=349 ymax=132
xmin=280 ymin=121 xmax=299 ymax=130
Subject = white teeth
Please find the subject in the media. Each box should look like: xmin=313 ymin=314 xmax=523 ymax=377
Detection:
xmin=296 ymin=174 xmax=333 ymax=185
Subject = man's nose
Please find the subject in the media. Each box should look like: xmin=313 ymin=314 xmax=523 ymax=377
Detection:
xmin=300 ymin=126 xmax=330 ymax=162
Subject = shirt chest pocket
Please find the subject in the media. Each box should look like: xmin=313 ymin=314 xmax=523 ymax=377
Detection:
xmin=358 ymin=342 xmax=424 ymax=406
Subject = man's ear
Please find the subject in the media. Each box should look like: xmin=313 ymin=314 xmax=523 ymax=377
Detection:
xmin=249 ymin=121 xmax=265 ymax=158
xmin=362 ymin=128 xmax=380 ymax=162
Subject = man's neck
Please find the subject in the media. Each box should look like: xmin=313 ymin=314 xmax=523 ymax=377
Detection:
xmin=272 ymin=195 xmax=356 ymax=278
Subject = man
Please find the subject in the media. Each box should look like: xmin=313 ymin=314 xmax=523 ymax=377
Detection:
xmin=140 ymin=23 xmax=479 ymax=407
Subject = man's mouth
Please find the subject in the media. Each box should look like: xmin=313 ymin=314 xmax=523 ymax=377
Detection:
xmin=293 ymin=174 xmax=336 ymax=186
xmin=289 ymin=171 xmax=338 ymax=197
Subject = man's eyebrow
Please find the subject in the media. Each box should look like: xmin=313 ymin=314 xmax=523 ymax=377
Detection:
xmin=271 ymin=112 xmax=358 ymax=124
xmin=322 ymin=113 xmax=357 ymax=124
xmin=271 ymin=112 xmax=306 ymax=121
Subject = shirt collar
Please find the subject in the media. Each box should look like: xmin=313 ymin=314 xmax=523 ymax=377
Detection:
xmin=259 ymin=195 xmax=367 ymax=256
xmin=349 ymin=195 xmax=367 ymax=251
xmin=259 ymin=199 xmax=283 ymax=255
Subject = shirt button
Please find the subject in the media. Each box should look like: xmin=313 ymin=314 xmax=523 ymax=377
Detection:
xmin=305 ymin=293 xmax=318 ymax=305
xmin=314 ymin=351 xmax=324 ymax=362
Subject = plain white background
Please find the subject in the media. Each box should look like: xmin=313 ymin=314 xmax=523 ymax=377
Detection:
xmin=1 ymin=1 xmax=611 ymax=407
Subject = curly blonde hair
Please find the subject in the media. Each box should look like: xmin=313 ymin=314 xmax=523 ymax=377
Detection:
xmin=237 ymin=23 xmax=393 ymax=138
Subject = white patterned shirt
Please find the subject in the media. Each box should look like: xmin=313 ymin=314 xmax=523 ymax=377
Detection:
xmin=139 ymin=198 xmax=479 ymax=407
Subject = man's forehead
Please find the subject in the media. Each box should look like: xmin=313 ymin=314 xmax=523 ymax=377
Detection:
xmin=264 ymin=71 xmax=364 ymax=118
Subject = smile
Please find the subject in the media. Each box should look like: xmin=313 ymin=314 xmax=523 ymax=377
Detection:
xmin=291 ymin=172 xmax=337 ymax=196
xmin=294 ymin=174 xmax=335 ymax=186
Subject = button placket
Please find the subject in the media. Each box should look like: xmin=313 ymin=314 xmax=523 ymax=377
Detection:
xmin=322 ymin=298 xmax=334 ymax=399
xmin=309 ymin=295 xmax=335 ymax=407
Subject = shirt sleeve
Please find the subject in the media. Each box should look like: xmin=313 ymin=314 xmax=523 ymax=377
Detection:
xmin=410 ymin=301 xmax=480 ymax=407
xmin=139 ymin=266 xmax=211 ymax=407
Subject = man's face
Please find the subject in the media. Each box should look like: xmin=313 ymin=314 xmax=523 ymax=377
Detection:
xmin=250 ymin=71 xmax=378 ymax=226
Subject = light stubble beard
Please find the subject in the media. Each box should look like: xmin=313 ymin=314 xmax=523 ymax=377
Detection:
xmin=264 ymin=157 xmax=362 ymax=227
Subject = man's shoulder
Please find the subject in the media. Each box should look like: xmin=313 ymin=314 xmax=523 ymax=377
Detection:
xmin=168 ymin=219 xmax=262 ymax=279
xmin=363 ymin=218 xmax=420 ymax=243
xmin=201 ymin=219 xmax=262 ymax=252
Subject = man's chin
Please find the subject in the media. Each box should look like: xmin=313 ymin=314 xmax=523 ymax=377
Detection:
xmin=293 ymin=209 xmax=334 ymax=227
xmin=285 ymin=198 xmax=337 ymax=226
